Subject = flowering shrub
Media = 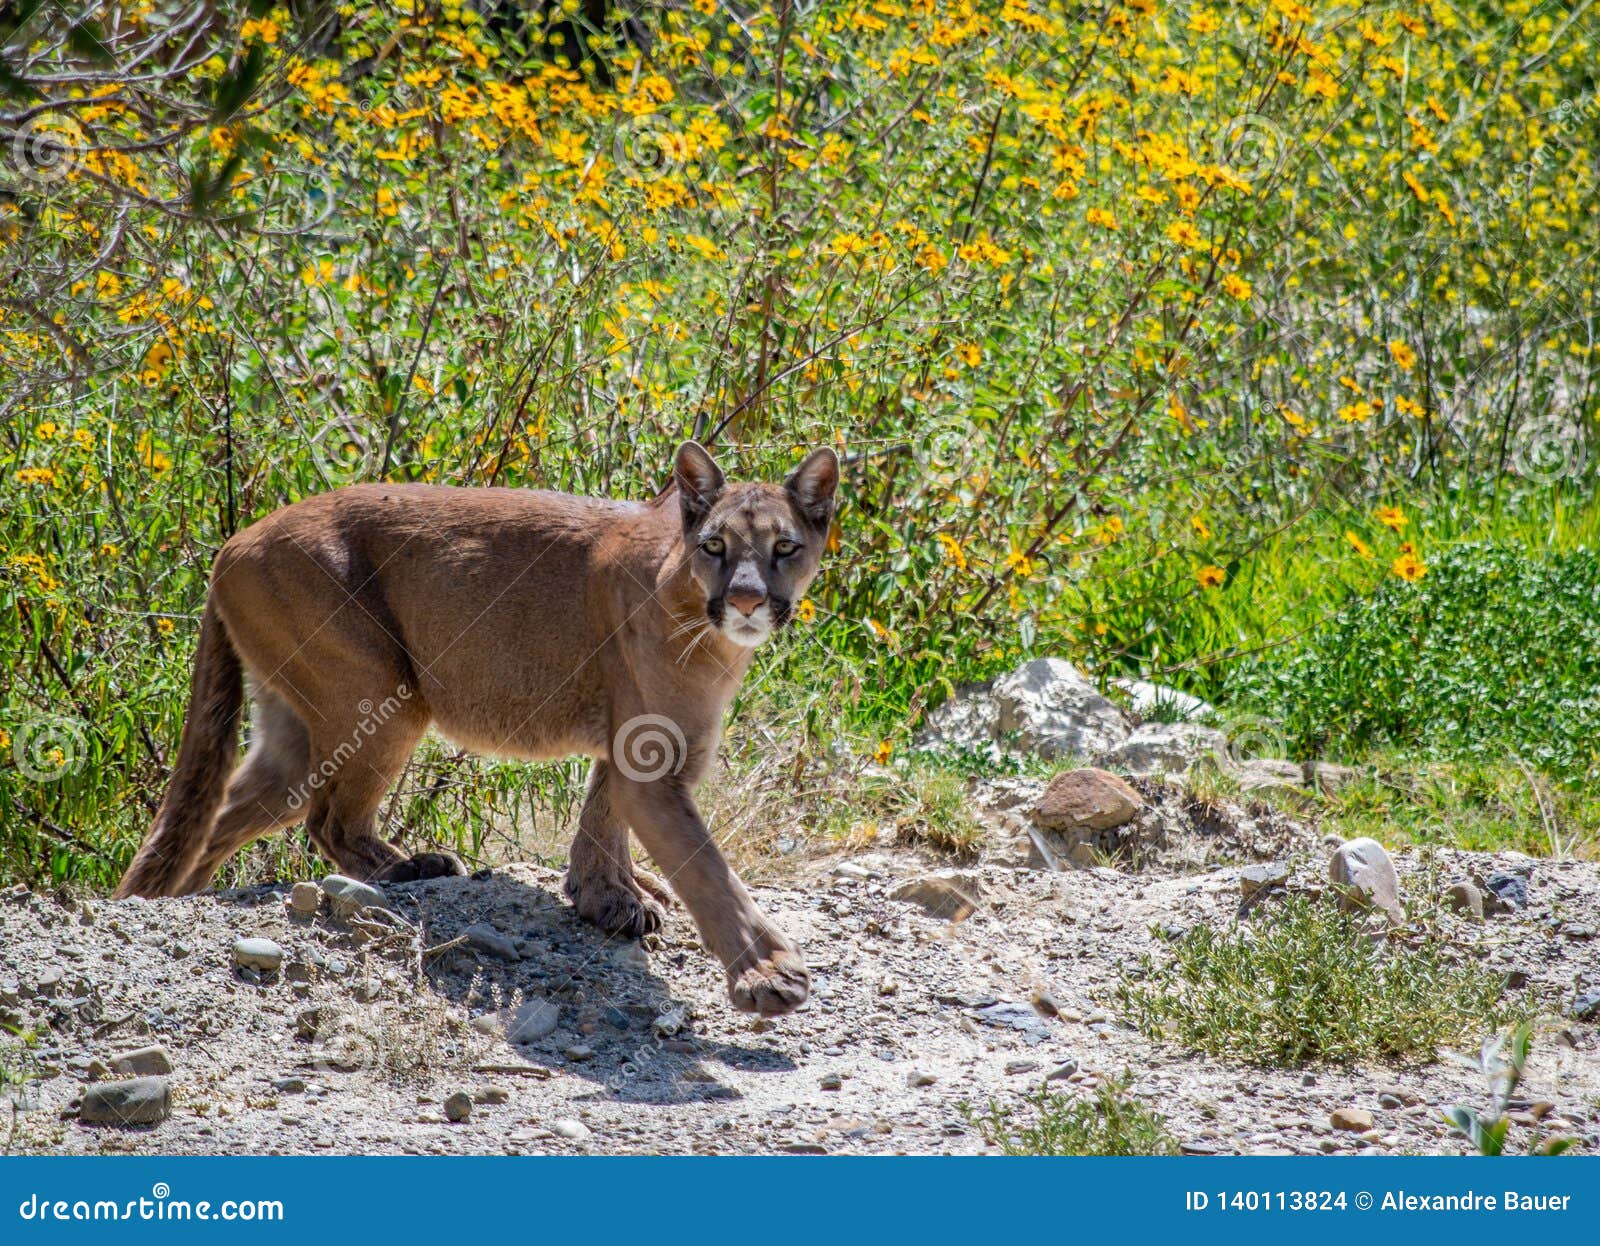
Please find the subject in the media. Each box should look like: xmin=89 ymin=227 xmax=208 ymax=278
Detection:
xmin=2 ymin=1 xmax=1597 ymax=883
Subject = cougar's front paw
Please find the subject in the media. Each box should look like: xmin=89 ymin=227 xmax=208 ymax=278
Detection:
xmin=565 ymin=869 xmax=666 ymax=940
xmin=729 ymin=947 xmax=811 ymax=1016
xmin=377 ymin=852 xmax=466 ymax=883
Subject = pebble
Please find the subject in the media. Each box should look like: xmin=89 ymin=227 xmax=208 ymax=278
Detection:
xmin=888 ymin=872 xmax=982 ymax=922
xmin=1045 ymin=1060 xmax=1079 ymax=1082
xmin=907 ymin=1071 xmax=937 ymax=1087
xmin=1569 ymin=990 xmax=1600 ymax=1022
xmin=1005 ymin=1060 xmax=1040 ymax=1075
xmin=288 ymin=882 xmax=321 ymax=916
xmin=272 ymin=1077 xmax=306 ymax=1093
xmin=506 ymin=999 xmax=561 ymax=1044
xmin=110 ymin=1045 xmax=172 ymax=1076
xmin=462 ymin=924 xmax=519 ymax=960
xmin=319 ymin=874 xmax=389 ymax=919
xmin=550 ymin=1118 xmax=590 ymax=1141
xmin=1443 ymin=880 xmax=1483 ymax=919
xmin=232 ymin=936 xmax=284 ymax=973
xmin=1330 ymin=1107 xmax=1373 ymax=1132
xmin=1483 ymin=873 xmax=1529 ymax=912
xmin=1328 ymin=838 xmax=1403 ymax=924
xmin=1239 ymin=863 xmax=1290 ymax=900
xmin=563 ymin=1045 xmax=594 ymax=1063
xmin=444 ymin=1092 xmax=473 ymax=1123
xmin=820 ymin=1073 xmax=844 ymax=1091
xmin=478 ymin=1086 xmax=510 ymax=1105
xmin=80 ymin=1076 xmax=171 ymax=1125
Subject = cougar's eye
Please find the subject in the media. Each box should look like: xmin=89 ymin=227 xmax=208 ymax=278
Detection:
xmin=774 ymin=539 xmax=800 ymax=557
xmin=701 ymin=536 xmax=726 ymax=557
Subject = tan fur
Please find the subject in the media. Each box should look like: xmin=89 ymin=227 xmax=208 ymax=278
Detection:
xmin=116 ymin=443 xmax=839 ymax=1015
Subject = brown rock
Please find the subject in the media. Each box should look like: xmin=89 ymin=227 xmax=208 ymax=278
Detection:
xmin=109 ymin=1045 xmax=173 ymax=1076
xmin=1330 ymin=1107 xmax=1373 ymax=1132
xmin=1444 ymin=880 xmax=1483 ymax=920
xmin=1031 ymin=768 xmax=1141 ymax=834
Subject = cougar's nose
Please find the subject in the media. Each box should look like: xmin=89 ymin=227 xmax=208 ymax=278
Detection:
xmin=726 ymin=590 xmax=766 ymax=617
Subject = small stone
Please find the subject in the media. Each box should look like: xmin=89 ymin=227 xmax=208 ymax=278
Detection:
xmin=1444 ymin=880 xmax=1483 ymax=919
xmin=232 ymin=936 xmax=284 ymax=973
xmin=1483 ymin=873 xmax=1529 ymax=912
xmin=272 ymin=1077 xmax=306 ymax=1093
xmin=1328 ymin=837 xmax=1403 ymax=924
xmin=461 ymin=924 xmax=519 ymax=960
xmin=1569 ymin=990 xmax=1600 ymax=1022
xmin=1004 ymin=1060 xmax=1040 ymax=1075
xmin=653 ymin=1008 xmax=686 ymax=1038
xmin=1330 ymin=1107 xmax=1373 ymax=1132
xmin=288 ymin=882 xmax=321 ymax=916
xmin=1179 ymin=1141 xmax=1220 ymax=1155
xmin=888 ymin=872 xmax=982 ymax=921
xmin=1304 ymin=761 xmax=1362 ymax=794
xmin=109 ymin=1045 xmax=172 ymax=1076
xmin=506 ymin=998 xmax=561 ymax=1044
xmin=1232 ymin=759 xmax=1306 ymax=793
xmin=319 ymin=874 xmax=390 ymax=919
xmin=478 ymin=1086 xmax=510 ymax=1105
xmin=1377 ymin=1093 xmax=1404 ymax=1109
xmin=80 ymin=1076 xmax=171 ymax=1125
xmin=444 ymin=1092 xmax=473 ymax=1123
xmin=820 ymin=1073 xmax=843 ymax=1091
xmin=550 ymin=1118 xmax=590 ymax=1141
xmin=907 ymin=1071 xmax=937 ymax=1087
xmin=1031 ymin=768 xmax=1141 ymax=833
xmin=1239 ymin=863 xmax=1290 ymax=900
xmin=1045 ymin=1060 xmax=1079 ymax=1082
xmin=563 ymin=1045 xmax=594 ymax=1063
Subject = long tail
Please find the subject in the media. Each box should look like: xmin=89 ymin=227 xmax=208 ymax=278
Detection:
xmin=115 ymin=598 xmax=243 ymax=897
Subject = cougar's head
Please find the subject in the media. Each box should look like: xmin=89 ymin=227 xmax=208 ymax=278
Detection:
xmin=674 ymin=441 xmax=839 ymax=649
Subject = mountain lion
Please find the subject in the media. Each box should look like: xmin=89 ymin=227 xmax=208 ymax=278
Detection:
xmin=116 ymin=442 xmax=838 ymax=1015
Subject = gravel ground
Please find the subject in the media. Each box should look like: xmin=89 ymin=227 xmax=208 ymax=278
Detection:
xmin=4 ymin=791 xmax=1598 ymax=1156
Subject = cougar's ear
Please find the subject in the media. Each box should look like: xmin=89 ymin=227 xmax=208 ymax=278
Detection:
xmin=785 ymin=446 xmax=839 ymax=528
xmin=674 ymin=441 xmax=725 ymax=530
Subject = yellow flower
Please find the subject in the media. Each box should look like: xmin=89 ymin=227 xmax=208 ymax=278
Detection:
xmin=955 ymin=342 xmax=982 ymax=367
xmin=1166 ymin=221 xmax=1204 ymax=248
xmin=1391 ymin=552 xmax=1426 ymax=582
xmin=874 ymin=739 xmax=894 ymax=765
xmin=36 ymin=421 xmax=59 ymax=440
xmin=16 ymin=467 xmax=58 ymax=486
xmin=1388 ymin=340 xmax=1418 ymax=371
xmin=795 ymin=598 xmax=816 ymax=623
xmin=1344 ymin=530 xmax=1374 ymax=559
xmin=1195 ymin=565 xmax=1226 ymax=589
xmin=240 ymin=18 xmax=280 ymax=44
xmin=156 ymin=617 xmax=176 ymax=634
xmin=1085 ymin=207 xmax=1117 ymax=231
xmin=1337 ymin=401 xmax=1375 ymax=423
xmin=1374 ymin=506 xmax=1408 ymax=531
xmin=936 ymin=533 xmax=967 ymax=571
xmin=1190 ymin=515 xmax=1212 ymax=539
xmin=1220 ymin=274 xmax=1253 ymax=300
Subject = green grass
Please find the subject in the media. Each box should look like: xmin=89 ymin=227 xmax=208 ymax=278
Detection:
xmin=1116 ymin=896 xmax=1523 ymax=1066
xmin=971 ymin=1078 xmax=1178 ymax=1156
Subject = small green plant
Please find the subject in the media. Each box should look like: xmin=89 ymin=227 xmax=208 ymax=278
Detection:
xmin=1 ymin=1024 xmax=42 ymax=1156
xmin=825 ymin=756 xmax=987 ymax=856
xmin=1443 ymin=1022 xmax=1575 ymax=1156
xmin=1117 ymin=896 xmax=1519 ymax=1065
xmin=970 ymin=1077 xmax=1178 ymax=1156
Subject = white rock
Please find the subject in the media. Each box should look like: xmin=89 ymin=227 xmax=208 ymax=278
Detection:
xmin=1110 ymin=678 xmax=1214 ymax=722
xmin=1329 ymin=837 xmax=1403 ymax=924
xmin=992 ymin=659 xmax=1130 ymax=759
xmin=1098 ymin=722 xmax=1227 ymax=776
xmin=505 ymin=998 xmax=561 ymax=1044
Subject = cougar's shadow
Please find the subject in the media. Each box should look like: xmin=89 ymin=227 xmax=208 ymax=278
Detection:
xmin=269 ymin=863 xmax=795 ymax=1106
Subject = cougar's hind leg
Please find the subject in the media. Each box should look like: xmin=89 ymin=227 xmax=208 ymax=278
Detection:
xmin=302 ymin=701 xmax=463 ymax=883
xmin=564 ymin=759 xmax=670 ymax=938
xmin=175 ymin=690 xmax=311 ymax=893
